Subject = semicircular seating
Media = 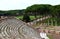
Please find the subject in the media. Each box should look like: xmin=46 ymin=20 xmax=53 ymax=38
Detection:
xmin=0 ymin=18 xmax=41 ymax=39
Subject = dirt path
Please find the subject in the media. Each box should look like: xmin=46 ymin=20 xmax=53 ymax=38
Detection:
xmin=49 ymin=33 xmax=60 ymax=39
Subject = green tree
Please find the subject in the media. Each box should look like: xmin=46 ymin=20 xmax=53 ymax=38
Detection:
xmin=51 ymin=5 xmax=60 ymax=17
xmin=25 ymin=4 xmax=52 ymax=18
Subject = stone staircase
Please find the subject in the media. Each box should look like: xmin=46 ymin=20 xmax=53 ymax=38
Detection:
xmin=0 ymin=18 xmax=41 ymax=39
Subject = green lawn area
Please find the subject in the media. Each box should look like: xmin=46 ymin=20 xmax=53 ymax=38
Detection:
xmin=16 ymin=15 xmax=41 ymax=20
xmin=16 ymin=16 xmax=35 ymax=20
xmin=30 ymin=15 xmax=41 ymax=20
xmin=30 ymin=16 xmax=35 ymax=20
xmin=16 ymin=16 xmax=23 ymax=20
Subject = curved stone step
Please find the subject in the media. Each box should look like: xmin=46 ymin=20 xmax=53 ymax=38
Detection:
xmin=1 ymin=26 xmax=6 ymax=37
xmin=4 ymin=26 xmax=10 ymax=37
xmin=6 ymin=26 xmax=11 ymax=37
xmin=0 ymin=25 xmax=3 ymax=33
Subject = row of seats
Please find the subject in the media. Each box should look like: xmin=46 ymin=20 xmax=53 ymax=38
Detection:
xmin=0 ymin=18 xmax=41 ymax=39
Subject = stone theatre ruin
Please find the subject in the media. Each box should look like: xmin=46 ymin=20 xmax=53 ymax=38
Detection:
xmin=0 ymin=16 xmax=41 ymax=39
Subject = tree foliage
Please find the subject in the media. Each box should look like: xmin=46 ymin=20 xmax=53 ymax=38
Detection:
xmin=23 ymin=14 xmax=30 ymax=22
xmin=25 ymin=4 xmax=52 ymax=18
xmin=25 ymin=4 xmax=60 ymax=18
xmin=0 ymin=9 xmax=24 ymax=16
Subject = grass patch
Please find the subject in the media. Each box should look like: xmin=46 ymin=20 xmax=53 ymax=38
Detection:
xmin=16 ymin=16 xmax=23 ymax=20
xmin=30 ymin=15 xmax=41 ymax=20
xmin=30 ymin=16 xmax=35 ymax=20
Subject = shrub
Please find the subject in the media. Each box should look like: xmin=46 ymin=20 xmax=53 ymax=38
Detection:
xmin=23 ymin=14 xmax=31 ymax=23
